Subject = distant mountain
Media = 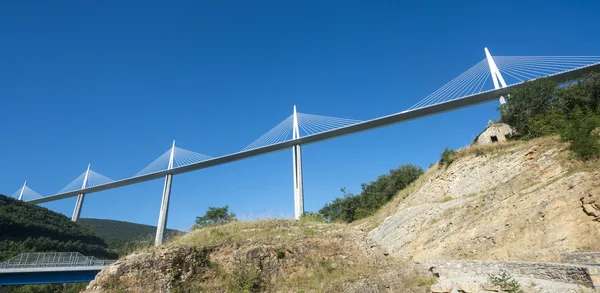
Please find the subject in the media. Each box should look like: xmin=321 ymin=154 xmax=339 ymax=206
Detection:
xmin=78 ymin=218 xmax=182 ymax=242
xmin=0 ymin=194 xmax=115 ymax=261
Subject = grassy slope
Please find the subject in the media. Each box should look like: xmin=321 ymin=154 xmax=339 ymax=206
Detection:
xmin=88 ymin=220 xmax=435 ymax=293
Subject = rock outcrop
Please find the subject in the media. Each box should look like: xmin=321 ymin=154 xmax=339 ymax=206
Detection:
xmin=369 ymin=138 xmax=600 ymax=262
xmin=582 ymin=189 xmax=600 ymax=221
xmin=85 ymin=246 xmax=212 ymax=292
xmin=83 ymin=221 xmax=431 ymax=293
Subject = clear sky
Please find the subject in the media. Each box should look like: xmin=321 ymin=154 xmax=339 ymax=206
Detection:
xmin=1 ymin=1 xmax=599 ymax=231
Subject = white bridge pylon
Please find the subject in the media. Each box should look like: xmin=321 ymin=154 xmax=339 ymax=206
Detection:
xmin=55 ymin=164 xmax=113 ymax=222
xmin=11 ymin=181 xmax=43 ymax=202
xmin=485 ymin=47 xmax=508 ymax=104
xmin=242 ymin=108 xmax=362 ymax=151
xmin=58 ymin=164 xmax=114 ymax=194
xmin=136 ymin=141 xmax=213 ymax=176
xmin=136 ymin=141 xmax=213 ymax=246
xmin=408 ymin=49 xmax=600 ymax=111
xmin=243 ymin=106 xmax=361 ymax=219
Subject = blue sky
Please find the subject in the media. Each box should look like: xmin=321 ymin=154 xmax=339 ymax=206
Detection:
xmin=1 ymin=1 xmax=599 ymax=230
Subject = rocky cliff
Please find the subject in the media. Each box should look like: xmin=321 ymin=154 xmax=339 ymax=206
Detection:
xmin=367 ymin=137 xmax=600 ymax=262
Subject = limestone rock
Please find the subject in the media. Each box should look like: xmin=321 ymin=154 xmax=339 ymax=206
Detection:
xmin=456 ymin=282 xmax=481 ymax=292
xmin=369 ymin=138 xmax=600 ymax=262
xmin=83 ymin=246 xmax=212 ymax=293
xmin=581 ymin=190 xmax=600 ymax=220
xmin=431 ymin=284 xmax=454 ymax=292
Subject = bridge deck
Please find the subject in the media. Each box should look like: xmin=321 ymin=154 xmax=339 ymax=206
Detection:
xmin=26 ymin=62 xmax=600 ymax=205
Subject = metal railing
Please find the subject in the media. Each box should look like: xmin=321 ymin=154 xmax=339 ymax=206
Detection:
xmin=0 ymin=252 xmax=115 ymax=269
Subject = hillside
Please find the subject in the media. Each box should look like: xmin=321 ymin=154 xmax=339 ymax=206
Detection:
xmin=0 ymin=194 xmax=116 ymax=261
xmin=78 ymin=218 xmax=182 ymax=241
xmin=84 ymin=220 xmax=433 ymax=293
xmin=365 ymin=137 xmax=600 ymax=262
xmin=82 ymin=137 xmax=600 ymax=293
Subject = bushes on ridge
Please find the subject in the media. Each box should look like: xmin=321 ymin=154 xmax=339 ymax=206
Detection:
xmin=500 ymin=72 xmax=600 ymax=160
xmin=317 ymin=164 xmax=423 ymax=223
xmin=194 ymin=205 xmax=237 ymax=229
xmin=439 ymin=148 xmax=456 ymax=167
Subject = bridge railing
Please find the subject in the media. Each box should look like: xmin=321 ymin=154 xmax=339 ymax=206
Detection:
xmin=0 ymin=252 xmax=115 ymax=269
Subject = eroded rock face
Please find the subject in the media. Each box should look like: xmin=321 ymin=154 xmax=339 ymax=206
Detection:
xmin=369 ymin=142 xmax=600 ymax=262
xmin=581 ymin=189 xmax=600 ymax=221
xmin=83 ymin=246 xmax=212 ymax=293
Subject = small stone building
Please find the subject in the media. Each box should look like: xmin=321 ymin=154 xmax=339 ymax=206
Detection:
xmin=473 ymin=123 xmax=515 ymax=145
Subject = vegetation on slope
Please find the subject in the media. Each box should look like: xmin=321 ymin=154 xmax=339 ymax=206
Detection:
xmin=0 ymin=194 xmax=115 ymax=261
xmin=500 ymin=72 xmax=600 ymax=160
xmin=7 ymin=284 xmax=88 ymax=293
xmin=85 ymin=219 xmax=434 ymax=293
xmin=192 ymin=205 xmax=236 ymax=229
xmin=0 ymin=195 xmax=119 ymax=293
xmin=316 ymin=164 xmax=423 ymax=222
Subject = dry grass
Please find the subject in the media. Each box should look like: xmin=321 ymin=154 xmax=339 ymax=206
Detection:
xmin=452 ymin=136 xmax=569 ymax=161
xmin=161 ymin=219 xmax=431 ymax=292
xmin=170 ymin=219 xmax=347 ymax=248
xmin=439 ymin=195 xmax=453 ymax=203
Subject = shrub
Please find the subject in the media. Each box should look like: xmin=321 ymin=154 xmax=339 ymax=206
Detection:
xmin=318 ymin=164 xmax=423 ymax=223
xmin=499 ymin=78 xmax=559 ymax=138
xmin=439 ymin=148 xmax=456 ymax=167
xmin=560 ymin=107 xmax=600 ymax=160
xmin=487 ymin=271 xmax=524 ymax=293
xmin=274 ymin=248 xmax=286 ymax=259
xmin=500 ymin=72 xmax=600 ymax=160
xmin=299 ymin=212 xmax=325 ymax=223
xmin=194 ymin=206 xmax=237 ymax=229
xmin=227 ymin=263 xmax=265 ymax=293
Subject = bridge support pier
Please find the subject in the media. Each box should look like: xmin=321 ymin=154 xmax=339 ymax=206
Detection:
xmin=155 ymin=141 xmax=176 ymax=246
xmin=292 ymin=144 xmax=304 ymax=219
xmin=155 ymin=174 xmax=173 ymax=246
xmin=71 ymin=193 xmax=85 ymax=222
xmin=291 ymin=106 xmax=304 ymax=219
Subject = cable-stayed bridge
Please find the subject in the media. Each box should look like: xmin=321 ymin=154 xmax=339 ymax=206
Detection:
xmin=7 ymin=48 xmax=600 ymax=246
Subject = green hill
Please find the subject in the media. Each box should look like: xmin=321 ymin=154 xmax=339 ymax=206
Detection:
xmin=78 ymin=218 xmax=182 ymax=242
xmin=0 ymin=194 xmax=115 ymax=262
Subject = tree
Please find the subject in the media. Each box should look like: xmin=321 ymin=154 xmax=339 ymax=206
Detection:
xmin=560 ymin=107 xmax=600 ymax=160
xmin=561 ymin=72 xmax=600 ymax=114
xmin=499 ymin=73 xmax=600 ymax=160
xmin=194 ymin=206 xmax=236 ymax=229
xmin=439 ymin=148 xmax=456 ymax=167
xmin=318 ymin=164 xmax=423 ymax=223
xmin=500 ymin=78 xmax=558 ymax=138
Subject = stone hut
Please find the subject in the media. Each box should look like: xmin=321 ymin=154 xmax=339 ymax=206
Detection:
xmin=473 ymin=123 xmax=514 ymax=145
